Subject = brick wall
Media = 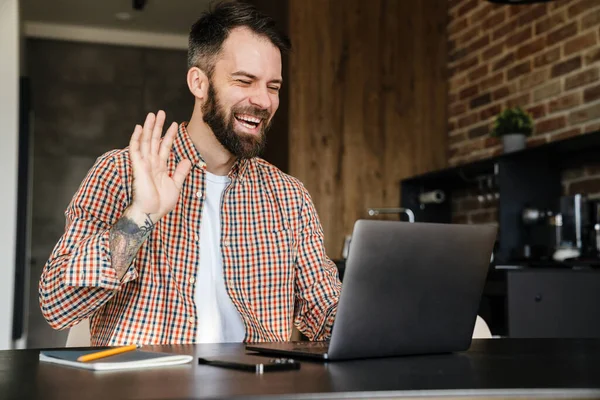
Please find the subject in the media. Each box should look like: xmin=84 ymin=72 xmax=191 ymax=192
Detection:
xmin=448 ymin=0 xmax=600 ymax=223
xmin=452 ymin=188 xmax=499 ymax=224
xmin=448 ymin=0 xmax=600 ymax=164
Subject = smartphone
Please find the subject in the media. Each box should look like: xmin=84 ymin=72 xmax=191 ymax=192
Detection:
xmin=198 ymin=356 xmax=300 ymax=373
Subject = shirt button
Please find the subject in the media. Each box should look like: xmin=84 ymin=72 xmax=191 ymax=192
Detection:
xmin=195 ymin=234 xmax=200 ymax=242
xmin=195 ymin=191 xmax=202 ymax=198
xmin=188 ymin=317 xmax=194 ymax=324
xmin=189 ymin=277 xmax=196 ymax=284
xmin=223 ymin=240 xmax=230 ymax=247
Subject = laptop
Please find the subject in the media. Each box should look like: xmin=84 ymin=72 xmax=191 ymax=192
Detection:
xmin=246 ymin=219 xmax=497 ymax=361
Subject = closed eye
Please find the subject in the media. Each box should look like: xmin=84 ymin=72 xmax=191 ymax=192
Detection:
xmin=236 ymin=79 xmax=251 ymax=85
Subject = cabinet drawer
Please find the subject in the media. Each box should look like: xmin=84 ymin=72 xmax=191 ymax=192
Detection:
xmin=507 ymin=270 xmax=600 ymax=338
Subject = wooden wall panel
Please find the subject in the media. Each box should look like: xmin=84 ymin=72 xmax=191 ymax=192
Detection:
xmin=289 ymin=0 xmax=449 ymax=258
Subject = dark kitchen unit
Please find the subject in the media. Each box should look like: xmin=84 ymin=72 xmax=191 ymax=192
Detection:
xmin=399 ymin=131 xmax=600 ymax=338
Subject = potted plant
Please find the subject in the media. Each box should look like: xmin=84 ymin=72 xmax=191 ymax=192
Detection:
xmin=490 ymin=106 xmax=534 ymax=153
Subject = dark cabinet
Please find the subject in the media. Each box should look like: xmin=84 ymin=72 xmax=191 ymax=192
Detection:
xmin=399 ymin=132 xmax=600 ymax=338
xmin=507 ymin=270 xmax=600 ymax=338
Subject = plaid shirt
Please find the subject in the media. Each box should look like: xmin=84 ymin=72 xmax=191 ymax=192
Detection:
xmin=39 ymin=123 xmax=341 ymax=346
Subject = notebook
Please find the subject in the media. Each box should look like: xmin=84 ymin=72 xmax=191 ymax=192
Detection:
xmin=39 ymin=349 xmax=193 ymax=371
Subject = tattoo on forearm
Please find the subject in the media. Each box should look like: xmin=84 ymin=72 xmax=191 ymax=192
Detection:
xmin=109 ymin=214 xmax=155 ymax=280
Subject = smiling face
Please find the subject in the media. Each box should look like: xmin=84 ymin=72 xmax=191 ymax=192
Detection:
xmin=201 ymin=27 xmax=282 ymax=159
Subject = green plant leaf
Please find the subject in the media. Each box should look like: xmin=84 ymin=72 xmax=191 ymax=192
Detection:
xmin=490 ymin=106 xmax=534 ymax=137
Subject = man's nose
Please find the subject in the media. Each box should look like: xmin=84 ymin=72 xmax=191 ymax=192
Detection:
xmin=249 ymin=87 xmax=272 ymax=110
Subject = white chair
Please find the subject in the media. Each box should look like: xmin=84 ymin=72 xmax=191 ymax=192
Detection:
xmin=65 ymin=319 xmax=91 ymax=347
xmin=473 ymin=315 xmax=493 ymax=339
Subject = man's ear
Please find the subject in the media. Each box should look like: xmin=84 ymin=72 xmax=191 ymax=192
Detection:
xmin=187 ymin=67 xmax=209 ymax=101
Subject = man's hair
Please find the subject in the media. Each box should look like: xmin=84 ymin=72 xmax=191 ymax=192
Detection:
xmin=187 ymin=1 xmax=291 ymax=77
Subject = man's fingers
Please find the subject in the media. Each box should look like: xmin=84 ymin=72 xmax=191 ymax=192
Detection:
xmin=151 ymin=110 xmax=166 ymax=155
xmin=129 ymin=124 xmax=143 ymax=163
xmin=159 ymin=122 xmax=179 ymax=162
xmin=140 ymin=112 xmax=155 ymax=158
xmin=172 ymin=159 xmax=192 ymax=190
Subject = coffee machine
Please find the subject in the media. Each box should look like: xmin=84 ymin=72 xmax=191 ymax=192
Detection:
xmin=555 ymin=194 xmax=588 ymax=260
xmin=522 ymin=194 xmax=600 ymax=263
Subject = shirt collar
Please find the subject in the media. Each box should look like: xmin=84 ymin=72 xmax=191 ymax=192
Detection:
xmin=174 ymin=122 xmax=204 ymax=169
xmin=229 ymin=157 xmax=250 ymax=182
xmin=174 ymin=122 xmax=250 ymax=181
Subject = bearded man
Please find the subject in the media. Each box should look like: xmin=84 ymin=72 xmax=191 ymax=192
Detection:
xmin=39 ymin=1 xmax=341 ymax=346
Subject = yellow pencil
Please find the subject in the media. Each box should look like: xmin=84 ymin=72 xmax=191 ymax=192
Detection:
xmin=77 ymin=344 xmax=139 ymax=362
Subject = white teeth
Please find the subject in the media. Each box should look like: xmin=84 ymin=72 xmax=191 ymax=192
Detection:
xmin=239 ymin=120 xmax=256 ymax=129
xmin=236 ymin=114 xmax=261 ymax=124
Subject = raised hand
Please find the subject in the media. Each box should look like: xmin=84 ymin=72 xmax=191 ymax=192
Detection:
xmin=128 ymin=111 xmax=192 ymax=224
xmin=109 ymin=111 xmax=192 ymax=280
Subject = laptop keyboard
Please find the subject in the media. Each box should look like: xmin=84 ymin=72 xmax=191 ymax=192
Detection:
xmin=290 ymin=341 xmax=329 ymax=354
xmin=247 ymin=341 xmax=331 ymax=357
xmin=292 ymin=341 xmax=328 ymax=348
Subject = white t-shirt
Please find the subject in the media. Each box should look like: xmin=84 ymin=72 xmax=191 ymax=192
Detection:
xmin=195 ymin=171 xmax=245 ymax=343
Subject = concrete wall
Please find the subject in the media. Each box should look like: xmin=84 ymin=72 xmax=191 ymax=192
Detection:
xmin=26 ymin=38 xmax=192 ymax=347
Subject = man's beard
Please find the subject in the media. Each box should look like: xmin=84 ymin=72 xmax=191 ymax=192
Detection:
xmin=202 ymin=82 xmax=271 ymax=159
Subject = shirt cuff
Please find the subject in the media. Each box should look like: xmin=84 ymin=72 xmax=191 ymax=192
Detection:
xmin=315 ymin=305 xmax=338 ymax=340
xmin=64 ymin=229 xmax=138 ymax=290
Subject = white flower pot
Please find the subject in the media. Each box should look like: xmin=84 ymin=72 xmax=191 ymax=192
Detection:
xmin=502 ymin=133 xmax=527 ymax=153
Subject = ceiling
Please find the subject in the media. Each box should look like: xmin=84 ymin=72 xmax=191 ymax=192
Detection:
xmin=21 ymin=0 xmax=216 ymax=35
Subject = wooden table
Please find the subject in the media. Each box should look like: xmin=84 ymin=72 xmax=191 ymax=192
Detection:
xmin=3 ymin=339 xmax=600 ymax=399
